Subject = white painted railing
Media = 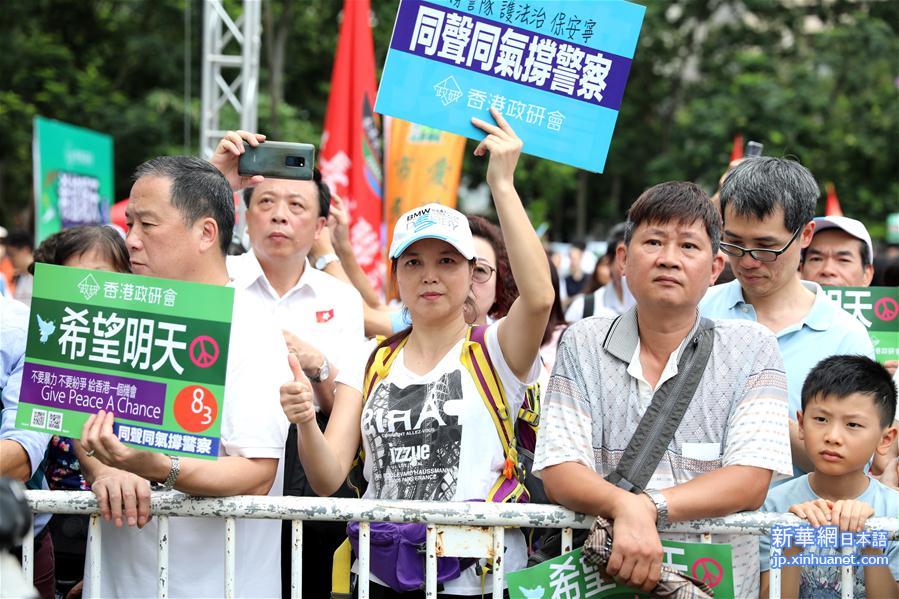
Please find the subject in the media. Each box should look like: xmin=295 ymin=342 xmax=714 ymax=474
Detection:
xmin=21 ymin=491 xmax=899 ymax=598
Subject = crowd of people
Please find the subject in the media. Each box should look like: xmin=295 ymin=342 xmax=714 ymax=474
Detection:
xmin=1 ymin=108 xmax=898 ymax=598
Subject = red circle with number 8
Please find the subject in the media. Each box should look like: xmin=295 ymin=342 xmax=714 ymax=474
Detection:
xmin=174 ymin=385 xmax=218 ymax=433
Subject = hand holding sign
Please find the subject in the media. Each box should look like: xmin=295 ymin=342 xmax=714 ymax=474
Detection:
xmin=280 ymin=353 xmax=316 ymax=426
xmin=81 ymin=410 xmax=144 ymax=471
xmin=472 ymin=107 xmax=523 ymax=192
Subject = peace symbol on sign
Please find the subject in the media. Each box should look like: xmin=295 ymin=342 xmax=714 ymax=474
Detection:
xmin=189 ymin=336 xmax=220 ymax=368
xmin=874 ymin=297 xmax=898 ymax=322
xmin=691 ymin=557 xmax=724 ymax=588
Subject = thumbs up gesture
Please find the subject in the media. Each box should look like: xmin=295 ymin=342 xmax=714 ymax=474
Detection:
xmin=280 ymin=353 xmax=316 ymax=425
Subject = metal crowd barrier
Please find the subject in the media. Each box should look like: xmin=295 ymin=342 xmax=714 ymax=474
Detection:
xmin=20 ymin=490 xmax=899 ymax=599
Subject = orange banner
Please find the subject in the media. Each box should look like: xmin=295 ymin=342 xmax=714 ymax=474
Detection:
xmin=384 ymin=118 xmax=467 ymax=254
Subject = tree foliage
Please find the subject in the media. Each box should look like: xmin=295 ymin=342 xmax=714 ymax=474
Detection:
xmin=1 ymin=0 xmax=896 ymax=241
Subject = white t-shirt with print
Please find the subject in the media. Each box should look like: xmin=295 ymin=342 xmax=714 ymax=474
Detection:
xmin=84 ymin=287 xmax=292 ymax=598
xmin=345 ymin=321 xmax=540 ymax=595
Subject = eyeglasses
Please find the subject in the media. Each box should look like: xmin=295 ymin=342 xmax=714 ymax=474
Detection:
xmin=472 ymin=260 xmax=496 ymax=284
xmin=719 ymin=226 xmax=802 ymax=263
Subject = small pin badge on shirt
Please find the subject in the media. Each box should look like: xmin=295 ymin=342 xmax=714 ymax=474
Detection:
xmin=316 ymin=309 xmax=334 ymax=323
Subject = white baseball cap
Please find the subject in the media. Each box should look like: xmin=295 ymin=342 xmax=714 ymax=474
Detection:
xmin=389 ymin=203 xmax=476 ymax=260
xmin=812 ymin=216 xmax=874 ymax=264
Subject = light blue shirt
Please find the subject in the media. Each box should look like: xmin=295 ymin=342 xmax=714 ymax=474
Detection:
xmin=759 ymin=475 xmax=899 ymax=597
xmin=1 ymin=296 xmax=51 ymax=533
xmin=700 ymin=280 xmax=874 ymax=417
xmin=1 ymin=297 xmax=50 ymax=474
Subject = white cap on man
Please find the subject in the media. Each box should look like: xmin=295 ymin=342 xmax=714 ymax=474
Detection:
xmin=812 ymin=216 xmax=874 ymax=264
xmin=389 ymin=203 xmax=476 ymax=260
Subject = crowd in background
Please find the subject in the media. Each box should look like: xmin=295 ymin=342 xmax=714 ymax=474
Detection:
xmin=1 ymin=119 xmax=899 ymax=598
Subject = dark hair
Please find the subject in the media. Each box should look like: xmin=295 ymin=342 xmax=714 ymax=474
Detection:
xmin=801 ymin=355 xmax=896 ymax=427
xmin=571 ymin=241 xmax=586 ymax=252
xmin=860 ymin=241 xmax=871 ymax=269
xmin=133 ymin=156 xmax=235 ymax=254
xmin=29 ymin=225 xmax=130 ymax=274
xmin=542 ymin=253 xmax=567 ymax=347
xmin=624 ymin=182 xmax=722 ymax=254
xmin=719 ymin=157 xmax=818 ymax=233
xmin=467 ymin=215 xmax=518 ymax=319
xmin=585 ymin=252 xmax=612 ymax=294
xmin=4 ymin=229 xmax=33 ymax=251
xmin=242 ymin=167 xmax=331 ymax=219
xmin=882 ymin=258 xmax=899 ymax=286
xmin=606 ymin=222 xmax=627 ymax=252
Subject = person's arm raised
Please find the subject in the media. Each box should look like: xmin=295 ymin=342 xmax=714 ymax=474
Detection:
xmin=281 ymin=353 xmax=363 ymax=496
xmin=315 ymin=194 xmax=385 ymax=311
xmin=471 ymin=107 xmax=554 ymax=380
xmin=209 ymin=129 xmax=266 ymax=191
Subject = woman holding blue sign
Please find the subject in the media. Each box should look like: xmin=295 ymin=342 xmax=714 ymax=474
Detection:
xmin=280 ymin=108 xmax=553 ymax=597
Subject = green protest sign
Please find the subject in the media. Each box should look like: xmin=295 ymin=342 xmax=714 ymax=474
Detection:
xmin=508 ymin=542 xmax=733 ymax=599
xmin=824 ymin=286 xmax=899 ymax=364
xmin=15 ymin=264 xmax=234 ymax=460
xmin=33 ymin=117 xmax=114 ymax=244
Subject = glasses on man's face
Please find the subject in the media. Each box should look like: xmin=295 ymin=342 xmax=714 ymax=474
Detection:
xmin=719 ymin=226 xmax=803 ymax=263
xmin=472 ymin=260 xmax=496 ymax=284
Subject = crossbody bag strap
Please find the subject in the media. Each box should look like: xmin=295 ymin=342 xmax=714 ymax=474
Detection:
xmin=604 ymin=317 xmax=715 ymax=494
xmin=583 ymin=293 xmax=595 ymax=318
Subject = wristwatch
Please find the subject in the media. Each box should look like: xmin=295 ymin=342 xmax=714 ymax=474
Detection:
xmin=644 ymin=489 xmax=669 ymax=528
xmin=314 ymin=253 xmax=340 ymax=270
xmin=161 ymin=455 xmax=181 ymax=491
xmin=309 ymin=357 xmax=330 ymax=383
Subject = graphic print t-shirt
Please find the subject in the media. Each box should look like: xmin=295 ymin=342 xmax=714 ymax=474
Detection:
xmin=358 ymin=322 xmax=540 ymax=594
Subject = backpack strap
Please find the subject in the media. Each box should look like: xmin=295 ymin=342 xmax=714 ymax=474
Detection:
xmin=516 ymin=382 xmax=540 ymax=448
xmin=362 ymin=334 xmax=408 ymax=401
xmin=349 ymin=334 xmax=410 ymax=498
xmin=461 ymin=325 xmax=529 ymax=503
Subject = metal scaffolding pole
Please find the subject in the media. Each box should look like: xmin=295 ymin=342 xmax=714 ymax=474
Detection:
xmin=200 ymin=0 xmax=261 ymax=159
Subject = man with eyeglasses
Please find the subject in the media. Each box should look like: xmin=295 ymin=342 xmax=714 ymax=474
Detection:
xmin=700 ymin=157 xmax=873 ymax=477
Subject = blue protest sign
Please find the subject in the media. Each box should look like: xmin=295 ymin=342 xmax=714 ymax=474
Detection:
xmin=376 ymin=0 xmax=645 ymax=173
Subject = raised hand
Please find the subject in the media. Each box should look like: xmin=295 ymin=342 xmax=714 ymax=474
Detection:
xmin=209 ymin=130 xmax=267 ymax=191
xmin=471 ymin=107 xmax=523 ymax=191
xmin=280 ymin=353 xmax=316 ymax=425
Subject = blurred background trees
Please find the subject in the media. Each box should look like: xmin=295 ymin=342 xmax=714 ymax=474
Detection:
xmin=1 ymin=0 xmax=897 ymax=241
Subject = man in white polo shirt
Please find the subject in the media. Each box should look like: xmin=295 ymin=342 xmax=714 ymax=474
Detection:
xmin=211 ymin=131 xmax=365 ymax=598
xmin=80 ymin=155 xmax=291 ymax=598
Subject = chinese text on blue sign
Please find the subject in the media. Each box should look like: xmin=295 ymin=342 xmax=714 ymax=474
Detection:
xmin=376 ymin=0 xmax=645 ymax=172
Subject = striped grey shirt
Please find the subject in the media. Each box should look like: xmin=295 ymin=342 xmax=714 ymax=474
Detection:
xmin=534 ymin=308 xmax=792 ymax=598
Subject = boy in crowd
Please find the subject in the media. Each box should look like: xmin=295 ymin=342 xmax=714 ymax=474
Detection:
xmin=759 ymin=355 xmax=899 ymax=598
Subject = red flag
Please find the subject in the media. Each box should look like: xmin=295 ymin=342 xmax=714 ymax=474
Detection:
xmin=320 ymin=0 xmax=383 ymax=292
xmin=824 ymin=182 xmax=843 ymax=217
xmin=730 ymin=134 xmax=744 ymax=163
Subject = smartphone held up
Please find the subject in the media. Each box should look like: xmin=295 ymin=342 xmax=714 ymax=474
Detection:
xmin=238 ymin=141 xmax=315 ymax=180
